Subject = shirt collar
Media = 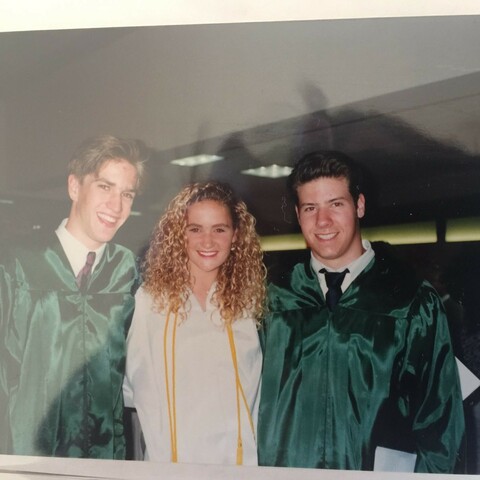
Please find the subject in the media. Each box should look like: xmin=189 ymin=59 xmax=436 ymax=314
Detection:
xmin=55 ymin=218 xmax=106 ymax=276
xmin=311 ymin=239 xmax=375 ymax=294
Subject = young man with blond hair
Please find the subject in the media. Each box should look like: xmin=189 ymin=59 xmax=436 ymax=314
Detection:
xmin=0 ymin=135 xmax=148 ymax=459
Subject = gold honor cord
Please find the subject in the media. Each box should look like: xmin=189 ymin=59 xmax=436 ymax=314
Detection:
xmin=163 ymin=306 xmax=255 ymax=465
xmin=226 ymin=323 xmax=256 ymax=465
xmin=163 ymin=308 xmax=178 ymax=462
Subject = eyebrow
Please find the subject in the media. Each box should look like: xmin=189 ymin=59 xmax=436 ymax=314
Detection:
xmin=328 ymin=196 xmax=348 ymax=203
xmin=187 ymin=223 xmax=232 ymax=228
xmin=95 ymin=176 xmax=137 ymax=193
xmin=299 ymin=196 xmax=348 ymax=207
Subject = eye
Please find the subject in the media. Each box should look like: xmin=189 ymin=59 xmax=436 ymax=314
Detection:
xmin=187 ymin=226 xmax=200 ymax=233
xmin=301 ymin=205 xmax=315 ymax=213
xmin=122 ymin=191 xmax=135 ymax=200
xmin=332 ymin=201 xmax=344 ymax=208
xmin=214 ymin=227 xmax=227 ymax=233
xmin=98 ymin=183 xmax=110 ymax=191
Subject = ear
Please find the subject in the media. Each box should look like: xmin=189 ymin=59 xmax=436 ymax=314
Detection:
xmin=232 ymin=228 xmax=238 ymax=244
xmin=295 ymin=205 xmax=300 ymax=222
xmin=67 ymin=174 xmax=80 ymax=202
xmin=356 ymin=194 xmax=366 ymax=219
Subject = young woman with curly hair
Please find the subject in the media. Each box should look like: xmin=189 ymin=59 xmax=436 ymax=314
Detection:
xmin=124 ymin=181 xmax=266 ymax=465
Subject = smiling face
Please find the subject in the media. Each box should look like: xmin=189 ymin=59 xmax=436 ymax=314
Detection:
xmin=296 ymin=176 xmax=365 ymax=269
xmin=66 ymin=158 xmax=138 ymax=249
xmin=185 ymin=199 xmax=237 ymax=284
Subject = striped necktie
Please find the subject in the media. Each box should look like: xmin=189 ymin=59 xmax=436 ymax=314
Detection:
xmin=77 ymin=251 xmax=96 ymax=290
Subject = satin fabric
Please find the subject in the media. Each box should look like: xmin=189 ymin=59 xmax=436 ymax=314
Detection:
xmin=257 ymin=249 xmax=465 ymax=473
xmin=0 ymin=234 xmax=139 ymax=458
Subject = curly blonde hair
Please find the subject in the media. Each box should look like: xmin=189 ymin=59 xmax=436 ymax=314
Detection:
xmin=142 ymin=182 xmax=266 ymax=324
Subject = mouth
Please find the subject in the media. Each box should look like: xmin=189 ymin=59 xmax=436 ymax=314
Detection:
xmin=198 ymin=251 xmax=217 ymax=257
xmin=315 ymin=232 xmax=337 ymax=241
xmin=97 ymin=212 xmax=119 ymax=227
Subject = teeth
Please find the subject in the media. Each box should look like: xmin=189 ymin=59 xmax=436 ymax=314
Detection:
xmin=98 ymin=213 xmax=117 ymax=224
xmin=317 ymin=233 xmax=336 ymax=240
xmin=199 ymin=251 xmax=216 ymax=257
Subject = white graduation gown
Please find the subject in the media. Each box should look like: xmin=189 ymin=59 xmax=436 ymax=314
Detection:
xmin=124 ymin=286 xmax=262 ymax=465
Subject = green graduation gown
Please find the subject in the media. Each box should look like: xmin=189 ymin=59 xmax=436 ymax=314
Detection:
xmin=0 ymin=234 xmax=139 ymax=458
xmin=257 ymin=250 xmax=465 ymax=473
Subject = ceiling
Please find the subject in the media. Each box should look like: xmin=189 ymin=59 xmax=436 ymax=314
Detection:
xmin=0 ymin=16 xmax=479 ymax=253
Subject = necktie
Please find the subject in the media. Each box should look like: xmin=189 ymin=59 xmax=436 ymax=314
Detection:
xmin=77 ymin=251 xmax=96 ymax=290
xmin=320 ymin=268 xmax=349 ymax=310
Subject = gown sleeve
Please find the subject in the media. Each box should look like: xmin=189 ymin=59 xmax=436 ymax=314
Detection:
xmin=400 ymin=282 xmax=465 ymax=473
xmin=0 ymin=260 xmax=12 ymax=453
xmin=124 ymin=286 xmax=147 ymax=407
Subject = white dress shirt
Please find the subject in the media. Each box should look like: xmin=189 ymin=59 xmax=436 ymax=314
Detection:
xmin=311 ymin=239 xmax=375 ymax=296
xmin=55 ymin=218 xmax=105 ymax=276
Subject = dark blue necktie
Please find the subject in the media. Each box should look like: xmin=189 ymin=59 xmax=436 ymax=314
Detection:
xmin=320 ymin=268 xmax=349 ymax=310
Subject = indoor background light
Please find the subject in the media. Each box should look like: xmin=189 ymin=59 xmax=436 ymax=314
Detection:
xmin=260 ymin=221 xmax=438 ymax=252
xmin=171 ymin=154 xmax=223 ymax=167
xmin=242 ymin=164 xmax=292 ymax=179
xmin=446 ymin=217 xmax=480 ymax=242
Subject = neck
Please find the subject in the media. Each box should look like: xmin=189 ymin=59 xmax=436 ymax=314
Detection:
xmin=65 ymin=218 xmax=104 ymax=251
xmin=190 ymin=272 xmax=217 ymax=311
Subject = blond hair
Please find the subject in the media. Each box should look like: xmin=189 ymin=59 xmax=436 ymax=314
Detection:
xmin=142 ymin=182 xmax=266 ymax=324
xmin=68 ymin=134 xmax=149 ymax=191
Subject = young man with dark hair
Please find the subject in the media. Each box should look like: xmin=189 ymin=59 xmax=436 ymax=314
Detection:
xmin=258 ymin=151 xmax=465 ymax=473
xmin=0 ymin=135 xmax=148 ymax=459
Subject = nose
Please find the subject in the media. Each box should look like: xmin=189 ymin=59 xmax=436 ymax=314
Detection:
xmin=201 ymin=231 xmax=214 ymax=248
xmin=107 ymin=192 xmax=122 ymax=213
xmin=315 ymin=208 xmax=331 ymax=227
